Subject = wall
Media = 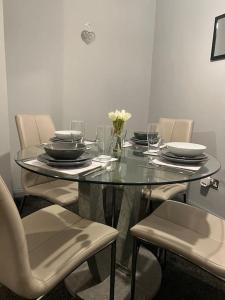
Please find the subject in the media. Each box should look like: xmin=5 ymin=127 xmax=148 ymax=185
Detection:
xmin=3 ymin=0 xmax=156 ymax=193
xmin=3 ymin=0 xmax=64 ymax=193
xmin=62 ymin=0 xmax=156 ymax=138
xmin=149 ymin=0 xmax=225 ymax=217
xmin=0 ymin=0 xmax=11 ymax=190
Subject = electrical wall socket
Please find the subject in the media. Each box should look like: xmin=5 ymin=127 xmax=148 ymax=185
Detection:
xmin=200 ymin=177 xmax=219 ymax=190
xmin=210 ymin=178 xmax=219 ymax=190
xmin=200 ymin=177 xmax=211 ymax=187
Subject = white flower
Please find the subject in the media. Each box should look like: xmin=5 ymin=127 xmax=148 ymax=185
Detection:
xmin=108 ymin=109 xmax=132 ymax=122
xmin=108 ymin=112 xmax=117 ymax=121
xmin=120 ymin=109 xmax=132 ymax=121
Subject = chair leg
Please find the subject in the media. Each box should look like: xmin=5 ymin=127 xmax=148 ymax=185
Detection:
xmin=131 ymin=238 xmax=140 ymax=300
xmin=147 ymin=199 xmax=153 ymax=215
xmin=110 ymin=240 xmax=117 ymax=300
xmin=157 ymin=248 xmax=167 ymax=269
xmin=19 ymin=195 xmax=28 ymax=214
xmin=183 ymin=193 xmax=187 ymax=203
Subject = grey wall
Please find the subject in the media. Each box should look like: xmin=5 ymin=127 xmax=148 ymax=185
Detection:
xmin=3 ymin=0 xmax=64 ymax=193
xmin=62 ymin=0 xmax=156 ymax=138
xmin=0 ymin=0 xmax=11 ymax=190
xmin=149 ymin=0 xmax=225 ymax=217
xmin=3 ymin=0 xmax=156 ymax=193
xmin=4 ymin=0 xmax=223 ymax=216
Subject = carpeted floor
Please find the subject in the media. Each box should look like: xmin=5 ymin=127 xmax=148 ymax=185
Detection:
xmin=1 ymin=197 xmax=225 ymax=300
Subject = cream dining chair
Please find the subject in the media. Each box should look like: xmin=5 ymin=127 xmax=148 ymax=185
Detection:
xmin=0 ymin=175 xmax=118 ymax=299
xmin=142 ymin=117 xmax=194 ymax=211
xmin=15 ymin=114 xmax=78 ymax=211
xmin=130 ymin=200 xmax=225 ymax=299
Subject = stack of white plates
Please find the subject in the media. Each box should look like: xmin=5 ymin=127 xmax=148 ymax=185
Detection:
xmin=161 ymin=142 xmax=208 ymax=164
xmin=51 ymin=130 xmax=82 ymax=143
xmin=55 ymin=130 xmax=81 ymax=139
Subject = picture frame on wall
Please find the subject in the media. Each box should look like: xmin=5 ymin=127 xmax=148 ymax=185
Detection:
xmin=211 ymin=13 xmax=225 ymax=61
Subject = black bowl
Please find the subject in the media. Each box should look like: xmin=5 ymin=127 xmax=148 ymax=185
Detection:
xmin=50 ymin=136 xmax=82 ymax=143
xmin=134 ymin=131 xmax=147 ymax=140
xmin=44 ymin=142 xmax=86 ymax=160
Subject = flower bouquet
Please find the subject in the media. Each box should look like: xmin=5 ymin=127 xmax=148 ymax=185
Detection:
xmin=108 ymin=109 xmax=132 ymax=154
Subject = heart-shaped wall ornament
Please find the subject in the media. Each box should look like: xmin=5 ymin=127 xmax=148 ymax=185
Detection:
xmin=81 ymin=30 xmax=96 ymax=45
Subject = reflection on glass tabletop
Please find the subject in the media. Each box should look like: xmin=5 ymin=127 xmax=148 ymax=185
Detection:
xmin=16 ymin=145 xmax=221 ymax=186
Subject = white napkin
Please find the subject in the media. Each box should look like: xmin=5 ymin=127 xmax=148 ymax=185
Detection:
xmin=152 ymin=158 xmax=201 ymax=171
xmin=84 ymin=140 xmax=96 ymax=145
xmin=122 ymin=141 xmax=132 ymax=148
xmin=92 ymin=156 xmax=118 ymax=163
xmin=143 ymin=149 xmax=160 ymax=156
xmin=24 ymin=159 xmax=103 ymax=175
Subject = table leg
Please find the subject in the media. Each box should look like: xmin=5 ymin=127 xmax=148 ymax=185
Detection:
xmin=77 ymin=183 xmax=156 ymax=278
xmin=82 ymin=185 xmax=122 ymax=281
xmin=78 ymin=182 xmax=110 ymax=281
xmin=116 ymin=185 xmax=150 ymax=268
xmin=111 ymin=186 xmax=117 ymax=228
xmin=65 ymin=183 xmax=162 ymax=299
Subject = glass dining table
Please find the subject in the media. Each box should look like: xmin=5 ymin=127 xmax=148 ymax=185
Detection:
xmin=16 ymin=144 xmax=220 ymax=296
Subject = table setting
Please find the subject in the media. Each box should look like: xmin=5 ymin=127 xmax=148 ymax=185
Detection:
xmin=21 ymin=111 xmax=133 ymax=179
xmin=18 ymin=108 xmax=217 ymax=183
xmin=15 ymin=111 xmax=221 ymax=299
xmin=143 ymin=142 xmax=208 ymax=172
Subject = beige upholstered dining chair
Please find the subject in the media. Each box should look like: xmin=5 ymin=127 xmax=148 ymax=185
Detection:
xmin=143 ymin=117 xmax=194 ymax=210
xmin=15 ymin=114 xmax=78 ymax=210
xmin=0 ymin=175 xmax=118 ymax=299
xmin=130 ymin=200 xmax=225 ymax=299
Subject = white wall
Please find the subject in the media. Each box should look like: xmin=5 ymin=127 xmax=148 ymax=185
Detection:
xmin=3 ymin=0 xmax=64 ymax=193
xmin=62 ymin=0 xmax=156 ymax=138
xmin=149 ymin=0 xmax=225 ymax=217
xmin=0 ymin=0 xmax=11 ymax=190
xmin=3 ymin=0 xmax=156 ymax=193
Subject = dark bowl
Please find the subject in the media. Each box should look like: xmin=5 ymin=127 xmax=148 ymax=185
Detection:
xmin=134 ymin=131 xmax=147 ymax=140
xmin=44 ymin=142 xmax=86 ymax=160
xmin=50 ymin=136 xmax=82 ymax=143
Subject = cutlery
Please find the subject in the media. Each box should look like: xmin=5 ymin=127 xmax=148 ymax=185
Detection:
xmin=81 ymin=166 xmax=103 ymax=176
xmin=137 ymin=164 xmax=196 ymax=175
xmin=90 ymin=165 xmax=112 ymax=178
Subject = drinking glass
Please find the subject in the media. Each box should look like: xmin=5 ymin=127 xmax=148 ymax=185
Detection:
xmin=96 ymin=125 xmax=113 ymax=162
xmin=70 ymin=120 xmax=85 ymax=143
xmin=147 ymin=122 xmax=159 ymax=164
xmin=122 ymin=129 xmax=128 ymax=146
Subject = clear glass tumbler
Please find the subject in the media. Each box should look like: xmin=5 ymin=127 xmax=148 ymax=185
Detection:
xmin=96 ymin=125 xmax=113 ymax=162
xmin=147 ymin=122 xmax=159 ymax=164
xmin=70 ymin=120 xmax=85 ymax=143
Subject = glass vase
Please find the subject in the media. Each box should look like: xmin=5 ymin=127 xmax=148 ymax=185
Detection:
xmin=112 ymin=133 xmax=123 ymax=155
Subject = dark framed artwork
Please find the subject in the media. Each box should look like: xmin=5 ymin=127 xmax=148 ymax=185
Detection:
xmin=211 ymin=13 xmax=225 ymax=61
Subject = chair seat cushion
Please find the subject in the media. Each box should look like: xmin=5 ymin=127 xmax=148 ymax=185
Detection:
xmin=131 ymin=201 xmax=225 ymax=279
xmin=143 ymin=183 xmax=187 ymax=201
xmin=22 ymin=205 xmax=118 ymax=295
xmin=25 ymin=180 xmax=78 ymax=206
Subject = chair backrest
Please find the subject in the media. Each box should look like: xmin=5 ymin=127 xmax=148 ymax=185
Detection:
xmin=0 ymin=176 xmax=40 ymax=297
xmin=15 ymin=114 xmax=56 ymax=188
xmin=15 ymin=114 xmax=55 ymax=149
xmin=158 ymin=118 xmax=193 ymax=143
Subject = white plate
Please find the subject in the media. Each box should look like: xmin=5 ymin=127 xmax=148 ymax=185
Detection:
xmin=54 ymin=130 xmax=82 ymax=139
xmin=166 ymin=142 xmax=207 ymax=157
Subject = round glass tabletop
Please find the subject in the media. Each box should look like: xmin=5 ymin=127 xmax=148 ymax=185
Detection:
xmin=16 ymin=145 xmax=221 ymax=186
